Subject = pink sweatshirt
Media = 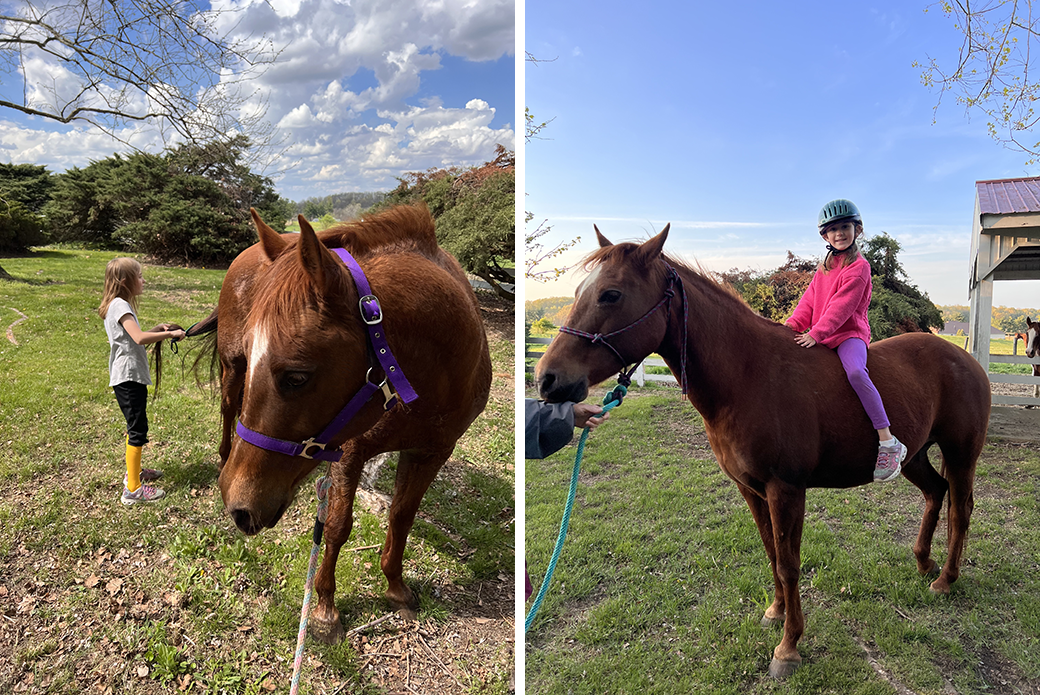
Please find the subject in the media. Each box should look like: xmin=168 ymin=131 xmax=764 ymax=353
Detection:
xmin=786 ymin=255 xmax=872 ymax=348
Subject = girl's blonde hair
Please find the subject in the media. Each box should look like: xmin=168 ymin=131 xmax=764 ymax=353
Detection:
xmin=98 ymin=257 xmax=142 ymax=318
xmin=821 ymin=220 xmax=864 ymax=274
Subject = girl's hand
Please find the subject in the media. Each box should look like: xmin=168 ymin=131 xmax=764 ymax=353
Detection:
xmin=794 ymin=331 xmax=817 ymax=348
xmin=169 ymin=329 xmax=186 ymax=341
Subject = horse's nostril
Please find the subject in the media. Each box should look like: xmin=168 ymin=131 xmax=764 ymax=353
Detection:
xmin=538 ymin=372 xmax=555 ymax=395
xmin=230 ymin=508 xmax=258 ymax=535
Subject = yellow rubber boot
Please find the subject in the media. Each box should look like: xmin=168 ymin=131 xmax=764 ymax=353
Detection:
xmin=126 ymin=439 xmax=143 ymax=492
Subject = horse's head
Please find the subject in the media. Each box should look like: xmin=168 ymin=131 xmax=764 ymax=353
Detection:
xmin=1027 ymin=317 xmax=1039 ymax=359
xmin=219 ymin=213 xmax=381 ymax=535
xmin=536 ymin=225 xmax=673 ymax=403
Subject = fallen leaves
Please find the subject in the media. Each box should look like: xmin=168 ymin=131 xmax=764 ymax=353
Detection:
xmin=106 ymin=578 xmax=123 ymax=596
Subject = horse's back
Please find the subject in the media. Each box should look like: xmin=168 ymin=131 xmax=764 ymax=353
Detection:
xmin=869 ymin=333 xmax=990 ymax=447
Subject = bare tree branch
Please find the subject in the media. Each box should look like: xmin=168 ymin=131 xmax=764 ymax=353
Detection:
xmin=918 ymin=0 xmax=1040 ymax=161
xmin=0 ymin=1 xmax=281 ymax=152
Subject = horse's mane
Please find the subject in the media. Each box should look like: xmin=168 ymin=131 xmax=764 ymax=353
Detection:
xmin=583 ymin=243 xmax=753 ymax=314
xmin=318 ymin=204 xmax=439 ymax=258
xmin=249 ymin=205 xmax=440 ymax=339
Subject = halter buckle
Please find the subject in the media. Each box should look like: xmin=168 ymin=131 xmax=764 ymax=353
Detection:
xmin=365 ymin=367 xmax=397 ymax=410
xmin=359 ymin=295 xmax=382 ymax=325
xmin=299 ymin=438 xmax=327 ymax=460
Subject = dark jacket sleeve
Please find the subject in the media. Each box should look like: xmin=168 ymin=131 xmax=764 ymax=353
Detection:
xmin=524 ymin=398 xmax=576 ymax=459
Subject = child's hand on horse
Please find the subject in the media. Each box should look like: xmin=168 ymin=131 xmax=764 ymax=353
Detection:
xmin=794 ymin=331 xmax=817 ymax=348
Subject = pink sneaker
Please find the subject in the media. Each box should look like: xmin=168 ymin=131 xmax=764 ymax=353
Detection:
xmin=874 ymin=439 xmax=906 ymax=482
xmin=121 ymin=484 xmax=166 ymax=505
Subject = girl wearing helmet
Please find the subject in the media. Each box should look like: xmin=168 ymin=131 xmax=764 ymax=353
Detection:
xmin=785 ymin=199 xmax=906 ymax=482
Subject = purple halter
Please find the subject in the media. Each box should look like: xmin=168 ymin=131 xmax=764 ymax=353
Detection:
xmin=235 ymin=247 xmax=418 ymax=462
xmin=558 ymin=263 xmax=689 ymax=395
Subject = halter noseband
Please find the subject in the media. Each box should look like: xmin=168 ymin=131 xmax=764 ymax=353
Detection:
xmin=558 ymin=263 xmax=688 ymax=395
xmin=235 ymin=247 xmax=418 ymax=462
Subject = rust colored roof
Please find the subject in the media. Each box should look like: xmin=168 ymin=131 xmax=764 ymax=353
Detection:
xmin=977 ymin=177 xmax=1040 ymax=215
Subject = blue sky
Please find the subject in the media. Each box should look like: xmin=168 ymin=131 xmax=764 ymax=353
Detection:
xmin=0 ymin=0 xmax=514 ymax=202
xmin=525 ymin=0 xmax=1040 ymax=310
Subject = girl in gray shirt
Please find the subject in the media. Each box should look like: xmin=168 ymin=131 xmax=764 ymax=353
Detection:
xmin=99 ymin=258 xmax=185 ymax=505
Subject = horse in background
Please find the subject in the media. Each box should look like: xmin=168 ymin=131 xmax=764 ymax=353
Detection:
xmin=1019 ymin=318 xmax=1040 ymax=399
xmin=536 ymin=225 xmax=991 ymax=678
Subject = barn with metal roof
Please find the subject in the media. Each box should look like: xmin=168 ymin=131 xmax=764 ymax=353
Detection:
xmin=969 ymin=177 xmax=1040 ymax=405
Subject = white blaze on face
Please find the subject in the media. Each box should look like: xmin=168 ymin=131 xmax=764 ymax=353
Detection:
xmin=576 ymin=265 xmax=602 ymax=301
xmin=1028 ymin=326 xmax=1038 ymax=358
xmin=248 ymin=323 xmax=271 ymax=392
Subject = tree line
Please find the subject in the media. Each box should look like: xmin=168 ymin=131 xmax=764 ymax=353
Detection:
xmin=0 ymin=136 xmax=290 ymax=264
xmin=296 ymin=192 xmax=387 ymax=223
xmin=0 ymin=142 xmax=515 ymax=292
xmin=940 ymin=305 xmax=1040 ymax=335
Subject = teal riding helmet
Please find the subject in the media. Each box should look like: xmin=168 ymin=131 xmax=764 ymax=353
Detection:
xmin=818 ymin=199 xmax=861 ymax=232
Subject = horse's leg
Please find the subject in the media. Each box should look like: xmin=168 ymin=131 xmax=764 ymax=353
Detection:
xmin=309 ymin=454 xmax=366 ymax=644
xmin=765 ymin=480 xmax=806 ymax=679
xmin=898 ymin=447 xmax=947 ymax=576
xmin=380 ymin=448 xmax=449 ymax=617
xmin=737 ymin=484 xmax=784 ymax=626
xmin=931 ymin=443 xmax=978 ymax=594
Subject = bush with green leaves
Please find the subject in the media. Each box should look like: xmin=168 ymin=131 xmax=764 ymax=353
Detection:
xmin=42 ymin=137 xmax=292 ymax=263
xmin=0 ymin=200 xmax=47 ymax=253
xmin=376 ymin=145 xmax=515 ymax=297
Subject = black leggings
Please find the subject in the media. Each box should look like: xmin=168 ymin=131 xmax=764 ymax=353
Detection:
xmin=113 ymin=382 xmax=149 ymax=446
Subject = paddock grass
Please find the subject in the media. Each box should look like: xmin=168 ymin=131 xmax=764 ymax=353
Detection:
xmin=0 ymin=248 xmax=514 ymax=694
xmin=525 ymin=391 xmax=1040 ymax=695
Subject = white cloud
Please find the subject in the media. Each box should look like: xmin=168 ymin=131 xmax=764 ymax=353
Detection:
xmin=2 ymin=0 xmax=514 ymax=199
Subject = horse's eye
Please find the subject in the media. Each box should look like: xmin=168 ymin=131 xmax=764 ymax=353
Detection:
xmin=599 ymin=289 xmax=622 ymax=304
xmin=281 ymin=371 xmax=310 ymax=391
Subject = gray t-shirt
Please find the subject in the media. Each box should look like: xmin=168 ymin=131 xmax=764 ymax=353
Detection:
xmin=104 ymin=297 xmax=151 ymax=386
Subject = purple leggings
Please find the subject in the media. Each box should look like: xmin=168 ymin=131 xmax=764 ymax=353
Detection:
xmin=836 ymin=338 xmax=890 ymax=430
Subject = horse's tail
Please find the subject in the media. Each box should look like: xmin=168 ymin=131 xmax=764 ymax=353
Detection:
xmin=148 ymin=307 xmax=221 ymax=400
xmin=185 ymin=307 xmax=221 ymax=390
xmin=939 ymin=454 xmax=952 ymax=548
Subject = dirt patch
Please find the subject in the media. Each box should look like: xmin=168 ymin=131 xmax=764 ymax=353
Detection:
xmin=987 ymin=406 xmax=1040 ymax=443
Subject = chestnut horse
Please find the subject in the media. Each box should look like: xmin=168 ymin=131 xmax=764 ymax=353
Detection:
xmin=535 ymin=226 xmax=991 ymax=678
xmin=208 ymin=206 xmax=491 ymax=642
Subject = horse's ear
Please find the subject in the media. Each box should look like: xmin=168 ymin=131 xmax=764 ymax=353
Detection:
xmin=595 ymin=225 xmax=613 ymax=247
xmin=635 ymin=224 xmax=670 ymax=265
xmin=252 ymin=208 xmax=289 ymax=262
xmin=297 ymin=215 xmax=333 ymax=286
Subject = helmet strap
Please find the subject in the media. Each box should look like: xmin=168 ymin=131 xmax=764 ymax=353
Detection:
xmin=826 ymin=242 xmax=855 ymax=255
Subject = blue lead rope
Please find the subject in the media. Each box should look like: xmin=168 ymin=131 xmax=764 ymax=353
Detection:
xmin=525 ymin=384 xmax=627 ymax=633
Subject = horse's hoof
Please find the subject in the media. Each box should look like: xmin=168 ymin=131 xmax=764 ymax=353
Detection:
xmin=385 ymin=584 xmax=418 ymax=618
xmin=769 ymin=657 xmax=801 ymax=679
xmin=929 ymin=577 xmax=952 ymax=595
xmin=308 ymin=614 xmax=346 ymax=644
xmin=918 ymin=559 xmax=940 ymax=577
xmin=761 ymin=614 xmax=784 ymax=628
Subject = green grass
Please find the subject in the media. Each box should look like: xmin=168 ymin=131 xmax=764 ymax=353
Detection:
xmin=0 ymin=247 xmax=514 ymax=694
xmin=525 ymin=392 xmax=1040 ymax=694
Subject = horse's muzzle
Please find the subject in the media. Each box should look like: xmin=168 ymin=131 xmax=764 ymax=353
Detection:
xmin=228 ymin=501 xmax=288 ymax=535
xmin=537 ymin=371 xmax=588 ymax=404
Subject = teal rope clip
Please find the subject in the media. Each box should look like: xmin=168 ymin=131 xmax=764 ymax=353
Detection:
xmin=525 ymin=383 xmax=627 ymax=633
